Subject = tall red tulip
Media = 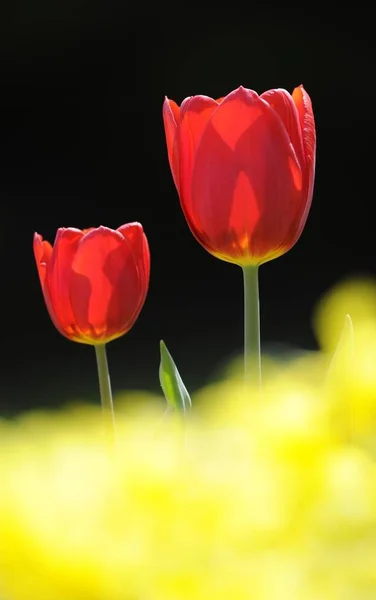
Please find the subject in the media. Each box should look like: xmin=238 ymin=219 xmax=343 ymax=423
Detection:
xmin=163 ymin=85 xmax=316 ymax=266
xmin=34 ymin=223 xmax=150 ymax=344
xmin=163 ymin=85 xmax=316 ymax=387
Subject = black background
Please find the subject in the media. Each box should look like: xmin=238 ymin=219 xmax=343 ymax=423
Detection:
xmin=1 ymin=5 xmax=374 ymax=412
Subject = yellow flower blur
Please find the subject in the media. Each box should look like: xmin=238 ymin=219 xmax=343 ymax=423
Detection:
xmin=0 ymin=279 xmax=376 ymax=599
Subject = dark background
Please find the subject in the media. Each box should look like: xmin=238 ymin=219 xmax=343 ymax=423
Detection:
xmin=0 ymin=5 xmax=374 ymax=412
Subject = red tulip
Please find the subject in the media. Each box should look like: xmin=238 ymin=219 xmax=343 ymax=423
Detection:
xmin=163 ymin=85 xmax=316 ymax=266
xmin=34 ymin=223 xmax=150 ymax=344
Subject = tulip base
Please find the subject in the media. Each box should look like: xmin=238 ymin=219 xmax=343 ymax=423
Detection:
xmin=242 ymin=265 xmax=261 ymax=389
xmin=95 ymin=343 xmax=116 ymax=444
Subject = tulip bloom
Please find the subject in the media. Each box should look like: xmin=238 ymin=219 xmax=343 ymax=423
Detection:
xmin=34 ymin=223 xmax=150 ymax=345
xmin=163 ymin=85 xmax=316 ymax=266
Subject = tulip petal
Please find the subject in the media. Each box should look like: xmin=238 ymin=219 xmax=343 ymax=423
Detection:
xmin=292 ymin=85 xmax=316 ymax=202
xmin=117 ymin=222 xmax=150 ymax=315
xmin=281 ymin=85 xmax=317 ymax=247
xmin=33 ymin=233 xmax=64 ymax=335
xmin=69 ymin=227 xmax=141 ymax=342
xmin=190 ymin=86 xmax=303 ymax=264
xmin=117 ymin=222 xmax=150 ymax=283
xmin=261 ymin=88 xmax=304 ymax=170
xmin=33 ymin=233 xmax=53 ymax=288
xmin=162 ymin=98 xmax=180 ymax=188
xmin=177 ymin=95 xmax=219 ymax=240
xmin=46 ymin=228 xmax=84 ymax=340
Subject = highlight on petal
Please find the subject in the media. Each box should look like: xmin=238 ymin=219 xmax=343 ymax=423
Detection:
xmin=201 ymin=86 xmax=261 ymax=151
xmin=261 ymin=88 xmax=304 ymax=170
xmin=118 ymin=222 xmax=150 ymax=286
xmin=52 ymin=227 xmax=84 ymax=246
xmin=117 ymin=222 xmax=150 ymax=319
xmin=292 ymin=86 xmax=315 ymax=148
xmin=113 ymin=224 xmax=150 ymax=335
xmin=292 ymin=85 xmax=316 ymax=181
xmin=33 ymin=232 xmax=65 ymax=336
xmin=290 ymin=85 xmax=316 ymax=237
xmin=162 ymin=97 xmax=181 ymax=188
xmin=190 ymin=86 xmax=303 ymax=264
xmin=33 ymin=233 xmax=53 ymax=287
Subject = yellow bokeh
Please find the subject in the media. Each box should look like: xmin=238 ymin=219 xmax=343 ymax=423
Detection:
xmin=313 ymin=275 xmax=376 ymax=351
xmin=1 ymin=278 xmax=376 ymax=599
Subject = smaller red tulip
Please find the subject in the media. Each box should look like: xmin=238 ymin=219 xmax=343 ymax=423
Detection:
xmin=34 ymin=223 xmax=150 ymax=345
xmin=163 ymin=85 xmax=316 ymax=266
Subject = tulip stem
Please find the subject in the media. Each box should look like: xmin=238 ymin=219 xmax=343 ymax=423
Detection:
xmin=95 ymin=343 xmax=116 ymax=443
xmin=242 ymin=265 xmax=261 ymax=388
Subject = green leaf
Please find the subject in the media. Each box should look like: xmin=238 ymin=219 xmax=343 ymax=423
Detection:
xmin=159 ymin=340 xmax=192 ymax=413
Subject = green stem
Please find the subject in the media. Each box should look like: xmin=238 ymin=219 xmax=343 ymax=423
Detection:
xmin=95 ymin=343 xmax=116 ymax=442
xmin=242 ymin=265 xmax=261 ymax=388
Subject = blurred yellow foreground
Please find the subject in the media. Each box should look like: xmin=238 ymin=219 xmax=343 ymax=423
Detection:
xmin=1 ymin=277 xmax=376 ymax=600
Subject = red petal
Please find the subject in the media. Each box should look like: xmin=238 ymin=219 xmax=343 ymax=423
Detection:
xmin=69 ymin=227 xmax=142 ymax=342
xmin=117 ymin=222 xmax=150 ymax=319
xmin=177 ymin=95 xmax=219 ymax=237
xmin=162 ymin=97 xmax=180 ymax=188
xmin=292 ymin=85 xmax=316 ymax=203
xmin=46 ymin=228 xmax=84 ymax=340
xmin=33 ymin=232 xmax=53 ymax=287
xmin=261 ymin=88 xmax=304 ymax=170
xmin=118 ymin=222 xmax=150 ymax=286
xmin=33 ymin=232 xmax=64 ymax=335
xmin=190 ymin=86 xmax=303 ymax=264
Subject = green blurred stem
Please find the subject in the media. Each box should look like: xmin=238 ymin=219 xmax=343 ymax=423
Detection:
xmin=95 ymin=343 xmax=116 ymax=440
xmin=242 ymin=265 xmax=261 ymax=388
